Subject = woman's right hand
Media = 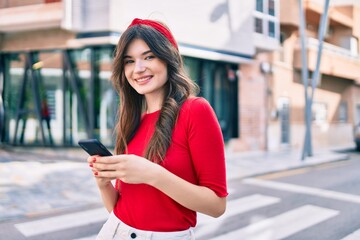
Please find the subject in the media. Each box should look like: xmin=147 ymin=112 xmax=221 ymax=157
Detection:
xmin=87 ymin=155 xmax=116 ymax=189
xmin=87 ymin=155 xmax=119 ymax=212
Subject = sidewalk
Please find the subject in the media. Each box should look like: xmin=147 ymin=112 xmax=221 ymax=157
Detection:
xmin=225 ymin=146 xmax=350 ymax=181
xmin=0 ymin=144 xmax=352 ymax=222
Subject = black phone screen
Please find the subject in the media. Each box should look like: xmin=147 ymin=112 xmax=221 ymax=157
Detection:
xmin=78 ymin=139 xmax=113 ymax=156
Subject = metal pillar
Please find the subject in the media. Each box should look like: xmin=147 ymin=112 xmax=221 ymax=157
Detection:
xmin=63 ymin=50 xmax=91 ymax=142
xmin=299 ymin=0 xmax=331 ymax=160
xmin=0 ymin=54 xmax=5 ymax=142
xmin=13 ymin=52 xmax=47 ymax=145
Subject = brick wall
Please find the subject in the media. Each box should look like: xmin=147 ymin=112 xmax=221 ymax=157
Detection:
xmin=234 ymin=63 xmax=267 ymax=151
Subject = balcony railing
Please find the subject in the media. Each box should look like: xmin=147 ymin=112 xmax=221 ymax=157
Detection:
xmin=305 ymin=37 xmax=359 ymax=59
xmin=292 ymin=36 xmax=360 ymax=80
xmin=305 ymin=0 xmax=356 ymax=8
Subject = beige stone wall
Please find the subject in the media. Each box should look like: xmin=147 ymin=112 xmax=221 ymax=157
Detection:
xmin=354 ymin=6 xmax=360 ymax=39
xmin=1 ymin=29 xmax=76 ymax=51
xmin=290 ymin=123 xmax=353 ymax=150
xmin=279 ymin=0 xmax=299 ymax=26
xmin=272 ymin=63 xmax=304 ymax=123
xmin=269 ymin=58 xmax=357 ymax=150
xmin=109 ymin=0 xmax=256 ymax=56
xmin=0 ymin=0 xmax=44 ymax=8
xmin=350 ymin=85 xmax=360 ymax=124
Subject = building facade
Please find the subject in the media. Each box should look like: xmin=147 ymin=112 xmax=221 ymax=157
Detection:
xmin=266 ymin=0 xmax=360 ymax=151
xmin=0 ymin=0 xmax=280 ymax=149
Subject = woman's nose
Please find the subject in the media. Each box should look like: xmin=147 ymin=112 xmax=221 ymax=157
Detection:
xmin=134 ymin=60 xmax=146 ymax=73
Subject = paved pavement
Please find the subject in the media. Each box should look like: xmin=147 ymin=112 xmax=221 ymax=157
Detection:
xmin=225 ymin=146 xmax=350 ymax=180
xmin=0 ymin=144 xmax=352 ymax=223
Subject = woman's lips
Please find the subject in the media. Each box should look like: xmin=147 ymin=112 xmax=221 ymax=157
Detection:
xmin=135 ymin=75 xmax=152 ymax=85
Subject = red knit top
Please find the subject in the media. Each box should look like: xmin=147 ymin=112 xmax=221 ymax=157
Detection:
xmin=113 ymin=97 xmax=228 ymax=231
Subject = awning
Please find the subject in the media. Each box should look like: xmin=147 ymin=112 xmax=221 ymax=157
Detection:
xmin=179 ymin=44 xmax=253 ymax=64
xmin=67 ymin=32 xmax=254 ymax=64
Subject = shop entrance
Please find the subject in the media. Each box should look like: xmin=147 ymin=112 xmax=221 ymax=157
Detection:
xmin=0 ymin=47 xmax=116 ymax=146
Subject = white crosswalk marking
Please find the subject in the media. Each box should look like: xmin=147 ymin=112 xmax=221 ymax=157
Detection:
xmin=208 ymin=205 xmax=339 ymax=240
xmin=243 ymin=178 xmax=360 ymax=204
xmin=12 ymin=190 xmax=351 ymax=240
xmin=15 ymin=208 xmax=108 ymax=237
xmin=196 ymin=194 xmax=281 ymax=238
xmin=341 ymin=228 xmax=360 ymax=240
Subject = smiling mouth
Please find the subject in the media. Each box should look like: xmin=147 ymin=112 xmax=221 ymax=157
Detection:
xmin=135 ymin=76 xmax=152 ymax=84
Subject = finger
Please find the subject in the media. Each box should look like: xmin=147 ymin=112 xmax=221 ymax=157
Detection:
xmin=87 ymin=155 xmax=101 ymax=163
xmin=94 ymin=155 xmax=126 ymax=164
xmin=94 ymin=170 xmax=118 ymax=179
xmin=93 ymin=162 xmax=119 ymax=171
xmin=90 ymin=166 xmax=101 ymax=172
xmin=87 ymin=156 xmax=96 ymax=163
xmin=88 ymin=160 xmax=99 ymax=169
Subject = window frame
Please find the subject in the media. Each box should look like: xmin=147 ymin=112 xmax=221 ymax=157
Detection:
xmin=253 ymin=0 xmax=279 ymax=39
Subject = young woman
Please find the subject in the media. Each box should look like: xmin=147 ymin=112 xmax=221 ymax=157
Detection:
xmin=88 ymin=18 xmax=228 ymax=240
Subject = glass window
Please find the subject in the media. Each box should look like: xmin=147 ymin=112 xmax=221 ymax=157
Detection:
xmin=268 ymin=21 xmax=275 ymax=38
xmin=97 ymin=47 xmax=117 ymax=146
xmin=183 ymin=57 xmax=238 ymax=140
xmin=214 ymin=66 xmax=226 ymax=121
xmin=183 ymin=57 xmax=201 ymax=84
xmin=67 ymin=47 xmax=117 ymax=146
xmin=37 ymin=51 xmax=63 ymax=146
xmin=350 ymin=36 xmax=359 ymax=57
xmin=312 ymin=102 xmax=327 ymax=125
xmin=338 ymin=101 xmax=348 ymax=123
xmin=280 ymin=32 xmax=286 ymax=44
xmin=2 ymin=53 xmax=26 ymax=144
xmin=256 ymin=0 xmax=263 ymax=12
xmin=268 ymin=0 xmax=275 ymax=16
xmin=278 ymin=97 xmax=290 ymax=144
xmin=201 ymin=61 xmax=216 ymax=101
xmin=66 ymin=49 xmax=92 ymax=143
xmin=1 ymin=47 xmax=117 ymax=146
xmin=2 ymin=52 xmax=62 ymax=145
xmin=255 ymin=18 xmax=263 ymax=34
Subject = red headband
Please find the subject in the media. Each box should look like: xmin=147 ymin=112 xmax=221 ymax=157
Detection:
xmin=127 ymin=18 xmax=178 ymax=50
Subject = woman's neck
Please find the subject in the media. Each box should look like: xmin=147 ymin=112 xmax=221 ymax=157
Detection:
xmin=145 ymin=94 xmax=163 ymax=114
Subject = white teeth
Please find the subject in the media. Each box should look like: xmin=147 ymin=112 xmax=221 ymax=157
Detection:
xmin=136 ymin=76 xmax=151 ymax=82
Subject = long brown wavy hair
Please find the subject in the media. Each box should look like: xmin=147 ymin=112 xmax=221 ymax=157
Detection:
xmin=111 ymin=21 xmax=199 ymax=163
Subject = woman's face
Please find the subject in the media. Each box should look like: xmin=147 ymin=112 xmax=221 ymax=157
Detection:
xmin=123 ymin=38 xmax=168 ymax=98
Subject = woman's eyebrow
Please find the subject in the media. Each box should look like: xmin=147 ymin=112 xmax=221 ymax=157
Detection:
xmin=124 ymin=50 xmax=152 ymax=59
xmin=142 ymin=50 xmax=152 ymax=55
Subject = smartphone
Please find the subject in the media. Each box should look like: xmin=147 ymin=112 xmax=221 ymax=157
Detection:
xmin=78 ymin=139 xmax=113 ymax=156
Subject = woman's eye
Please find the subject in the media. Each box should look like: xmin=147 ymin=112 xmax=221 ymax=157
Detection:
xmin=124 ymin=59 xmax=134 ymax=64
xmin=145 ymin=55 xmax=155 ymax=60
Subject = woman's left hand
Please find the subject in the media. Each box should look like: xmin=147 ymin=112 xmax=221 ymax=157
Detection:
xmin=90 ymin=154 xmax=161 ymax=185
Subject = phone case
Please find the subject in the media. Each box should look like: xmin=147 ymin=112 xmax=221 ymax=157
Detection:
xmin=78 ymin=139 xmax=112 ymax=156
